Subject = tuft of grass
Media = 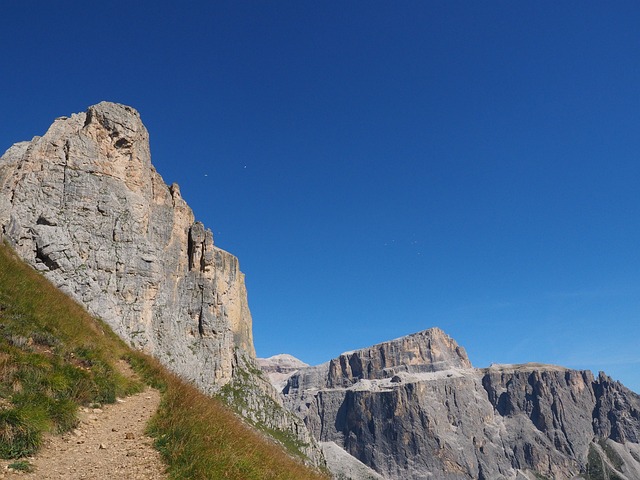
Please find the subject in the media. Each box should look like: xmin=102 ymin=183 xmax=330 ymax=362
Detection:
xmin=0 ymin=242 xmax=327 ymax=479
xmin=0 ymin=243 xmax=141 ymax=458
xmin=8 ymin=459 xmax=33 ymax=472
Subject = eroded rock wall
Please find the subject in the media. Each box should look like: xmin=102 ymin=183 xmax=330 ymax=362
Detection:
xmin=0 ymin=102 xmax=254 ymax=391
xmin=283 ymin=329 xmax=640 ymax=479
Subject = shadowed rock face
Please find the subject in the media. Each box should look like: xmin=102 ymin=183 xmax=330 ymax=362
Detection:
xmin=0 ymin=102 xmax=253 ymax=391
xmin=282 ymin=329 xmax=640 ymax=479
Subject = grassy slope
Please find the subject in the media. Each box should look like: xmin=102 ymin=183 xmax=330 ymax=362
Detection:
xmin=0 ymin=243 xmax=327 ymax=480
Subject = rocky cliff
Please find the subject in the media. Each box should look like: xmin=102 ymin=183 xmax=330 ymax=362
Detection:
xmin=279 ymin=328 xmax=640 ymax=480
xmin=7 ymin=103 xmax=640 ymax=479
xmin=0 ymin=102 xmax=323 ymax=466
xmin=0 ymin=102 xmax=253 ymax=389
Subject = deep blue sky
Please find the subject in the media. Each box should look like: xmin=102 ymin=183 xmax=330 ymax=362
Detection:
xmin=2 ymin=2 xmax=639 ymax=392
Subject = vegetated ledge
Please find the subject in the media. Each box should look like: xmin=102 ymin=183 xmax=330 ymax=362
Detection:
xmin=0 ymin=241 xmax=328 ymax=480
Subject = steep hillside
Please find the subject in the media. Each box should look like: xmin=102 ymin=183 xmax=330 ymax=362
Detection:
xmin=0 ymin=242 xmax=327 ymax=479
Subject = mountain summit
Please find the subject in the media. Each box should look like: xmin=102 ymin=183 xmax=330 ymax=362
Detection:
xmin=276 ymin=327 xmax=640 ymax=479
xmin=0 ymin=101 xmax=253 ymax=389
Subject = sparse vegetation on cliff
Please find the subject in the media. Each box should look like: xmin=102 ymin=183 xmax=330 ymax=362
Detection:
xmin=0 ymin=243 xmax=327 ymax=479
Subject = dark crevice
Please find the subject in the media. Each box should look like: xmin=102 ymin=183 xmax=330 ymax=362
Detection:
xmin=187 ymin=234 xmax=195 ymax=271
xmin=83 ymin=108 xmax=93 ymax=128
xmin=200 ymin=245 xmax=207 ymax=271
xmin=62 ymin=140 xmax=70 ymax=206
xmin=114 ymin=137 xmax=131 ymax=149
xmin=198 ymin=304 xmax=205 ymax=337
xmin=36 ymin=215 xmax=55 ymax=226
xmin=197 ymin=286 xmax=209 ymax=337
xmin=35 ymin=247 xmax=59 ymax=271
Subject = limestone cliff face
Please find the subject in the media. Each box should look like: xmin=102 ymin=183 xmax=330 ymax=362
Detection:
xmin=282 ymin=328 xmax=640 ymax=480
xmin=326 ymin=328 xmax=471 ymax=388
xmin=0 ymin=102 xmax=254 ymax=391
xmin=0 ymin=102 xmax=325 ymax=467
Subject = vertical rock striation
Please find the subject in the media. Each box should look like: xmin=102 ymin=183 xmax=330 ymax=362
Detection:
xmin=282 ymin=329 xmax=640 ymax=479
xmin=0 ymin=102 xmax=324 ymax=466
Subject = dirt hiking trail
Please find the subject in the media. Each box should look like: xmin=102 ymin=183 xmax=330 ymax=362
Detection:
xmin=1 ymin=363 xmax=167 ymax=479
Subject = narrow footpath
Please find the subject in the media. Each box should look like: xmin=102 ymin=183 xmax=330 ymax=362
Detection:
xmin=1 ymin=367 xmax=167 ymax=479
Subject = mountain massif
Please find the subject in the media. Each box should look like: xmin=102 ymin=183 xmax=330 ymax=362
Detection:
xmin=2 ymin=103 xmax=639 ymax=479
xmin=275 ymin=328 xmax=640 ymax=479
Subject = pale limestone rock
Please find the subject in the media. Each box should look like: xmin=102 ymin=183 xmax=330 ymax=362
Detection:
xmin=0 ymin=101 xmax=325 ymax=467
xmin=258 ymin=354 xmax=309 ymax=391
xmin=0 ymin=102 xmax=254 ymax=390
xmin=326 ymin=327 xmax=471 ymax=388
xmin=283 ymin=328 xmax=640 ymax=479
xmin=320 ymin=441 xmax=384 ymax=480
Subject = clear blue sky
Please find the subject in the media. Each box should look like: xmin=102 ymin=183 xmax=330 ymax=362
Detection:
xmin=2 ymin=2 xmax=639 ymax=392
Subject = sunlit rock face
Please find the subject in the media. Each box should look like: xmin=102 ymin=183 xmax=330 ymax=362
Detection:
xmin=0 ymin=102 xmax=327 ymax=467
xmin=281 ymin=328 xmax=640 ymax=480
xmin=0 ymin=101 xmax=254 ymax=390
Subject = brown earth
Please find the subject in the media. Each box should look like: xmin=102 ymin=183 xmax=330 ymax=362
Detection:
xmin=1 ymin=363 xmax=167 ymax=479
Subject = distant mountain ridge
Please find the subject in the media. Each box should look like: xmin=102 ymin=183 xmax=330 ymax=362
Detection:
xmin=264 ymin=328 xmax=640 ymax=480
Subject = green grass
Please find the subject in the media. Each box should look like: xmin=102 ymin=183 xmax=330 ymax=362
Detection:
xmin=585 ymin=443 xmax=624 ymax=480
xmin=0 ymin=242 xmax=327 ymax=479
xmin=134 ymin=357 xmax=326 ymax=480
xmin=7 ymin=460 xmax=33 ymax=472
xmin=0 ymin=243 xmax=140 ymax=457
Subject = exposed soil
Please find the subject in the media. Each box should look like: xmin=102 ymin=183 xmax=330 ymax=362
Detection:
xmin=1 ymin=363 xmax=167 ymax=479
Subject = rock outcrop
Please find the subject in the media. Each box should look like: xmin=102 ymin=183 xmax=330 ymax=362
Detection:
xmin=0 ymin=102 xmax=323 ymax=466
xmin=0 ymin=102 xmax=252 ymax=390
xmin=280 ymin=328 xmax=640 ymax=480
